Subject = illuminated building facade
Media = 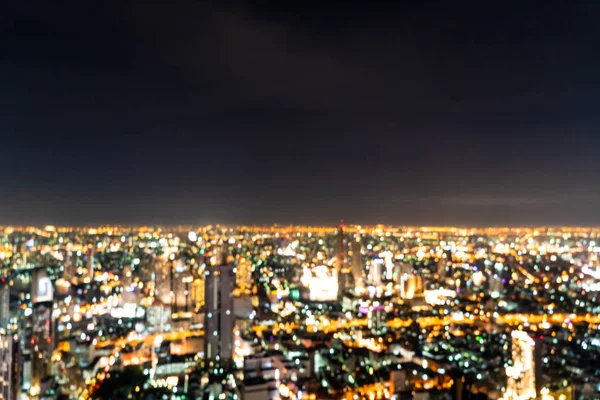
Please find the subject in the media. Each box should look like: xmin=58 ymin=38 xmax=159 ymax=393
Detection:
xmin=367 ymin=259 xmax=383 ymax=286
xmin=11 ymin=240 xmax=27 ymax=270
xmin=235 ymin=258 xmax=252 ymax=293
xmin=0 ymin=284 xmax=12 ymax=400
xmin=0 ymin=333 xmax=12 ymax=400
xmin=364 ymin=303 xmax=387 ymax=335
xmin=192 ymin=277 xmax=205 ymax=310
xmin=61 ymin=250 xmax=74 ymax=283
xmin=423 ymin=288 xmax=455 ymax=305
xmin=336 ymin=224 xmax=346 ymax=270
xmin=505 ymin=330 xmax=539 ymax=400
xmin=204 ymin=256 xmax=235 ymax=373
xmin=400 ymin=275 xmax=424 ymax=300
xmin=437 ymin=253 xmax=449 ymax=278
xmin=146 ymin=304 xmax=168 ymax=333
xmin=0 ymin=285 xmax=9 ymax=330
xmin=336 ymin=223 xmax=352 ymax=299
xmin=86 ymin=248 xmax=95 ymax=278
xmin=171 ymin=259 xmax=194 ymax=319
xmin=350 ymin=233 xmax=363 ymax=289
xmin=30 ymin=268 xmax=54 ymax=397
xmin=154 ymin=259 xmax=172 ymax=307
xmin=302 ymin=266 xmax=339 ymax=302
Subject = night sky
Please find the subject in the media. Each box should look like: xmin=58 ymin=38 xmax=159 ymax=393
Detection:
xmin=1 ymin=1 xmax=600 ymax=226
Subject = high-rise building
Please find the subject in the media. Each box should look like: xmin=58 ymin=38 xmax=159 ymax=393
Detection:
xmin=302 ymin=266 xmax=339 ymax=302
xmin=235 ymin=257 xmax=253 ymax=294
xmin=86 ymin=249 xmax=95 ymax=278
xmin=383 ymin=251 xmax=395 ymax=281
xmin=30 ymin=268 xmax=54 ymax=397
xmin=367 ymin=259 xmax=383 ymax=286
xmin=0 ymin=285 xmax=9 ymax=331
xmin=350 ymin=234 xmax=363 ymax=289
xmin=393 ymin=262 xmax=412 ymax=287
xmin=366 ymin=303 xmax=386 ymax=335
xmin=336 ymin=223 xmax=346 ymax=269
xmin=11 ymin=241 xmax=27 ymax=270
xmin=9 ymin=338 xmax=20 ymax=400
xmin=154 ymin=259 xmax=171 ymax=306
xmin=62 ymin=250 xmax=75 ymax=283
xmin=120 ymin=264 xmax=139 ymax=305
xmin=192 ymin=277 xmax=205 ymax=311
xmin=0 ymin=333 xmax=12 ymax=400
xmin=204 ymin=255 xmax=235 ymax=373
xmin=146 ymin=305 xmax=169 ymax=333
xmin=437 ymin=254 xmax=447 ymax=278
xmin=400 ymin=275 xmax=424 ymax=300
xmin=505 ymin=330 xmax=542 ymax=400
xmin=336 ymin=223 xmax=350 ymax=299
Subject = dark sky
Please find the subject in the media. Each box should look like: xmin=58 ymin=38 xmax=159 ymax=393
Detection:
xmin=1 ymin=0 xmax=600 ymax=226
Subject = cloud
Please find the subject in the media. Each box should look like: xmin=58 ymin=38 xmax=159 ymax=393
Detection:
xmin=439 ymin=195 xmax=594 ymax=207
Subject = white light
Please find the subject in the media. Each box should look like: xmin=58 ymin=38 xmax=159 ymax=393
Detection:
xmin=303 ymin=265 xmax=339 ymax=302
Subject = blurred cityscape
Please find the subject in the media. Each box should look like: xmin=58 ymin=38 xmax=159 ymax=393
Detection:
xmin=1 ymin=224 xmax=599 ymax=400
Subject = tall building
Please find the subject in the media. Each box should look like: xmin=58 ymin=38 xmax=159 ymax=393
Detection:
xmin=86 ymin=249 xmax=95 ymax=278
xmin=367 ymin=259 xmax=383 ymax=286
xmin=11 ymin=241 xmax=27 ymax=270
xmin=366 ymin=303 xmax=386 ymax=335
xmin=336 ymin=224 xmax=346 ymax=269
xmin=30 ymin=268 xmax=54 ymax=397
xmin=9 ymin=338 xmax=20 ymax=400
xmin=170 ymin=259 xmax=194 ymax=318
xmin=351 ymin=234 xmax=363 ymax=289
xmin=393 ymin=262 xmax=412 ymax=287
xmin=192 ymin=277 xmax=205 ymax=311
xmin=0 ymin=285 xmax=9 ymax=330
xmin=204 ymin=254 xmax=235 ymax=374
xmin=0 ymin=333 xmax=12 ymax=400
xmin=146 ymin=305 xmax=169 ymax=333
xmin=437 ymin=254 xmax=447 ymax=278
xmin=400 ymin=275 xmax=423 ymax=300
xmin=336 ymin=223 xmax=351 ymax=299
xmin=62 ymin=250 xmax=75 ymax=283
xmin=505 ymin=330 xmax=542 ymax=400
xmin=120 ymin=264 xmax=139 ymax=306
xmin=154 ymin=259 xmax=171 ymax=306
xmin=235 ymin=257 xmax=252 ymax=294
xmin=302 ymin=266 xmax=339 ymax=302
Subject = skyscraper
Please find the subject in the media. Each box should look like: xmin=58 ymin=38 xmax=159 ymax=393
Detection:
xmin=235 ymin=257 xmax=252 ymax=294
xmin=62 ymin=250 xmax=75 ymax=283
xmin=30 ymin=268 xmax=54 ymax=397
xmin=336 ymin=223 xmax=346 ymax=269
xmin=367 ymin=259 xmax=383 ymax=286
xmin=11 ymin=240 xmax=27 ymax=270
xmin=336 ymin=222 xmax=351 ymax=299
xmin=86 ymin=248 xmax=95 ymax=278
xmin=505 ymin=330 xmax=541 ymax=400
xmin=204 ymin=254 xmax=235 ymax=374
xmin=192 ymin=277 xmax=205 ymax=311
xmin=0 ymin=333 xmax=12 ymax=400
xmin=0 ymin=285 xmax=16 ymax=400
xmin=0 ymin=285 xmax=9 ymax=330
xmin=351 ymin=234 xmax=363 ymax=289
xmin=367 ymin=303 xmax=386 ymax=335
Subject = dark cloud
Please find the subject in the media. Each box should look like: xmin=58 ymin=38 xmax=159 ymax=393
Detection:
xmin=0 ymin=0 xmax=599 ymax=225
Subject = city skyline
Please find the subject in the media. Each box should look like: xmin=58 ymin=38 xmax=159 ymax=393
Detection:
xmin=1 ymin=224 xmax=599 ymax=399
xmin=2 ymin=1 xmax=600 ymax=226
xmin=2 ymin=2 xmax=600 ymax=398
